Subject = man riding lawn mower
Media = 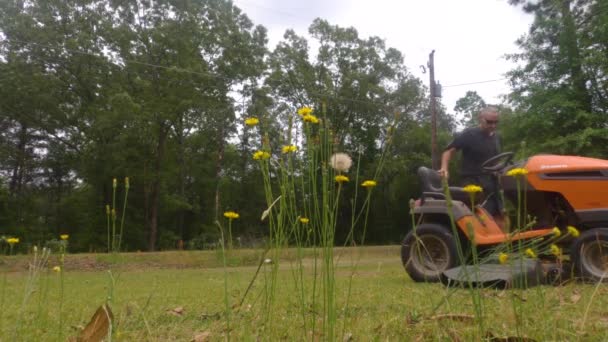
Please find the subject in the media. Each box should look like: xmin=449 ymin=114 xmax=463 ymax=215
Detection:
xmin=401 ymin=152 xmax=608 ymax=286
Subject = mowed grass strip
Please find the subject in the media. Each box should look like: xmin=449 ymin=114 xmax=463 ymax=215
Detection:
xmin=1 ymin=245 xmax=400 ymax=272
xmin=1 ymin=246 xmax=608 ymax=341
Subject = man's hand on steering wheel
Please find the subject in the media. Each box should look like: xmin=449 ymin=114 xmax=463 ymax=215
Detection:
xmin=481 ymin=152 xmax=515 ymax=173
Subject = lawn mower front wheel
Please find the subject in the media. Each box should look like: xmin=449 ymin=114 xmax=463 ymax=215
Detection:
xmin=571 ymin=228 xmax=608 ymax=282
xmin=401 ymin=223 xmax=460 ymax=282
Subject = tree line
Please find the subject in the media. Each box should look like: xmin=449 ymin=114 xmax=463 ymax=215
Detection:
xmin=0 ymin=0 xmax=606 ymax=252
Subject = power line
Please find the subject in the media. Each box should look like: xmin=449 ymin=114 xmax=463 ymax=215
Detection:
xmin=1 ymin=38 xmax=236 ymax=82
xmin=2 ymin=37 xmax=517 ymax=109
xmin=0 ymin=38 xmax=413 ymax=108
xmin=442 ymin=78 xmax=508 ymax=88
xmin=2 ymin=37 xmax=523 ymax=112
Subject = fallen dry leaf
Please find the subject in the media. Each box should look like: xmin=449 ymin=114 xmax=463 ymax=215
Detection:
xmin=598 ymin=314 xmax=608 ymax=327
xmin=343 ymin=332 xmax=353 ymax=341
xmin=571 ymin=290 xmax=582 ymax=304
xmin=191 ymin=331 xmax=212 ymax=342
xmin=124 ymin=303 xmax=134 ymax=317
xmin=485 ymin=331 xmax=537 ymax=342
xmin=406 ymin=312 xmax=422 ymax=325
xmin=429 ymin=313 xmax=475 ymax=323
xmin=511 ymin=293 xmax=527 ymax=302
xmin=71 ymin=304 xmax=113 ymax=342
xmin=200 ymin=312 xmax=221 ymax=320
xmin=484 ymin=291 xmax=507 ymax=298
xmin=446 ymin=328 xmax=463 ymax=342
xmin=167 ymin=307 xmax=185 ymax=316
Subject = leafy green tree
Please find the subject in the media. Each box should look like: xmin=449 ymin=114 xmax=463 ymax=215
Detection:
xmin=267 ymin=19 xmax=426 ymax=156
xmin=100 ymin=0 xmax=267 ymax=250
xmin=266 ymin=19 xmax=439 ymax=242
xmin=454 ymin=91 xmax=487 ymax=128
xmin=0 ymin=0 xmax=115 ymax=245
xmin=0 ymin=0 xmax=268 ymax=251
xmin=0 ymin=0 xmax=460 ymax=249
xmin=506 ymin=0 xmax=608 ymax=156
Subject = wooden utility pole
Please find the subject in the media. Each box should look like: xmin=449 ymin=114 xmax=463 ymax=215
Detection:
xmin=428 ymin=50 xmax=439 ymax=170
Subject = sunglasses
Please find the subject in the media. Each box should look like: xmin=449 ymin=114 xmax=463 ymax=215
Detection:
xmin=484 ymin=119 xmax=499 ymax=125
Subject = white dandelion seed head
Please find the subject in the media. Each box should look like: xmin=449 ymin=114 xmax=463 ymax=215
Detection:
xmin=330 ymin=153 xmax=352 ymax=172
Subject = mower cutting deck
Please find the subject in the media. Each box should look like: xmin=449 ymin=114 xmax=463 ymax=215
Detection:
xmin=442 ymin=258 xmax=568 ymax=289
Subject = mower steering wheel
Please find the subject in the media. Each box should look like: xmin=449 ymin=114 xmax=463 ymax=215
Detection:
xmin=481 ymin=152 xmax=515 ymax=172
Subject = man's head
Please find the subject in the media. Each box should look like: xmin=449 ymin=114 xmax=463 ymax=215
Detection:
xmin=478 ymin=106 xmax=499 ymax=135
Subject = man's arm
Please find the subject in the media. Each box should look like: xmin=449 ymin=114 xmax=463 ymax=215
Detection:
xmin=438 ymin=147 xmax=456 ymax=179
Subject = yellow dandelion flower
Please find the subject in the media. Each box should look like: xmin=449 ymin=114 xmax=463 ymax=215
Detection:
xmin=463 ymin=184 xmax=483 ymax=193
xmin=525 ymin=248 xmax=537 ymax=259
xmin=60 ymin=234 xmax=69 ymax=241
xmin=361 ymin=180 xmax=377 ymax=188
xmin=223 ymin=211 xmax=240 ymax=220
xmin=506 ymin=168 xmax=529 ymax=177
xmin=6 ymin=237 xmax=19 ymax=245
xmin=552 ymin=227 xmax=561 ymax=237
xmin=297 ymin=107 xmax=313 ymax=117
xmin=253 ymin=151 xmax=271 ymax=160
xmin=245 ymin=117 xmax=259 ymax=126
xmin=53 ymin=266 xmax=61 ymax=272
xmin=281 ymin=145 xmax=298 ymax=154
xmin=550 ymin=244 xmax=562 ymax=256
xmin=335 ymin=175 xmax=349 ymax=183
xmin=300 ymin=217 xmax=310 ymax=224
xmin=498 ymin=252 xmax=509 ymax=265
xmin=567 ymin=226 xmax=580 ymax=237
xmin=303 ymin=114 xmax=319 ymax=124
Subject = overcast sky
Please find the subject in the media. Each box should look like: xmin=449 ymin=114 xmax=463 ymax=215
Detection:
xmin=233 ymin=0 xmax=533 ymax=113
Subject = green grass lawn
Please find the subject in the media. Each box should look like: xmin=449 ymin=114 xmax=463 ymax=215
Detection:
xmin=1 ymin=246 xmax=608 ymax=341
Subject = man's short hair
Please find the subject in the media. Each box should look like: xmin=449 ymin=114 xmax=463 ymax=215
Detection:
xmin=479 ymin=106 xmax=499 ymax=118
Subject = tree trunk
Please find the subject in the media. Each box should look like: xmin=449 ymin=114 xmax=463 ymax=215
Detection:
xmin=9 ymin=121 xmax=28 ymax=224
xmin=147 ymin=124 xmax=168 ymax=251
xmin=9 ymin=121 xmax=28 ymax=196
xmin=176 ymin=117 xmax=186 ymax=240
xmin=143 ymin=160 xmax=149 ymax=250
xmin=214 ymin=127 xmax=225 ymax=221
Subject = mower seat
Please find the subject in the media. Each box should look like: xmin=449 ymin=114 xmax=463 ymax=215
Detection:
xmin=417 ymin=167 xmax=481 ymax=205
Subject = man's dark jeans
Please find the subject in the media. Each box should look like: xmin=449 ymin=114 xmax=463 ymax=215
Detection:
xmin=461 ymin=174 xmax=502 ymax=216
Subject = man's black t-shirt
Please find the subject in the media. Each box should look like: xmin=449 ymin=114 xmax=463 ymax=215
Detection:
xmin=446 ymin=127 xmax=500 ymax=177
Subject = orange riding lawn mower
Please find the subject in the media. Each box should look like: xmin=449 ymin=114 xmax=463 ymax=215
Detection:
xmin=401 ymin=152 xmax=608 ymax=287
